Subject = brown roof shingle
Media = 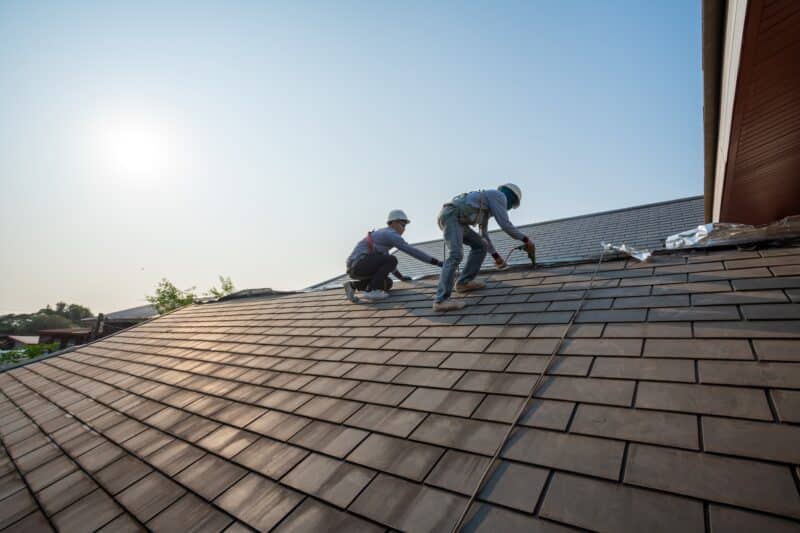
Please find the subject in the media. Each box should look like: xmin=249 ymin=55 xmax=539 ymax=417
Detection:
xmin=1 ymin=244 xmax=800 ymax=531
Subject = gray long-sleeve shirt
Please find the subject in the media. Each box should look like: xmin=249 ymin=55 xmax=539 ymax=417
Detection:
xmin=346 ymin=227 xmax=436 ymax=270
xmin=456 ymin=189 xmax=528 ymax=254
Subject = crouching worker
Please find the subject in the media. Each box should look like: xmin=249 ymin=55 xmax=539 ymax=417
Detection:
xmin=345 ymin=210 xmax=443 ymax=302
xmin=433 ymin=183 xmax=535 ymax=312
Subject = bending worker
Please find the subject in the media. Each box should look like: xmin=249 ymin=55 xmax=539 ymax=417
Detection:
xmin=345 ymin=209 xmax=443 ymax=302
xmin=433 ymin=183 xmax=534 ymax=312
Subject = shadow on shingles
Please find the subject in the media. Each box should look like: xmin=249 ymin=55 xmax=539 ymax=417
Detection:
xmin=348 ymin=276 xmax=523 ymax=323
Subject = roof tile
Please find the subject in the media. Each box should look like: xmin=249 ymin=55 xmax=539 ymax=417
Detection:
xmin=400 ymin=387 xmax=483 ymax=417
xmin=772 ymin=389 xmax=800 ymax=423
xmin=643 ymin=339 xmax=753 ymax=359
xmin=215 ymin=473 xmax=303 ymax=531
xmin=348 ymin=433 xmax=443 ymax=481
xmin=174 ymin=453 xmax=247 ymax=500
xmin=503 ymin=427 xmax=625 ymax=480
xmin=702 ymin=416 xmax=800 ymax=464
xmin=116 ymin=471 xmax=185 ymax=522
xmin=345 ymin=404 xmax=425 ymax=438
xmin=95 ymin=455 xmax=153 ymax=494
xmin=477 ymin=460 xmax=548 ymax=512
xmin=393 ymin=367 xmax=465 ymax=388
xmin=636 ymin=382 xmax=772 ymax=420
xmin=709 ymin=504 xmax=800 ymax=533
xmin=273 ymin=498 xmax=382 ymax=533
xmin=463 ymin=502 xmax=573 ymax=532
xmin=282 ymin=453 xmax=374 ymax=508
xmin=559 ymin=338 xmax=643 ymax=356
xmin=410 ymin=414 xmax=505 ymax=455
xmin=590 ymin=357 xmax=695 ymax=382
xmin=536 ymin=376 xmax=635 ymax=406
xmin=350 ymin=473 xmax=465 ymax=532
xmin=541 ymin=472 xmax=704 ymax=533
xmin=289 ymin=421 xmax=368 ymax=458
xmin=625 ymin=444 xmax=800 ymax=518
xmin=571 ymin=404 xmax=698 ymax=449
xmin=51 ymin=489 xmax=122 ymax=532
xmin=232 ymin=438 xmax=307 ymax=478
xmin=146 ymin=493 xmax=232 ymax=532
xmin=425 ymin=449 xmax=489 ymax=495
xmin=698 ymin=360 xmax=800 ymax=388
xmin=36 ymin=469 xmax=97 ymax=516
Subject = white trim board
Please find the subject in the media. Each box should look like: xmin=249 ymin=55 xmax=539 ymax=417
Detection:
xmin=713 ymin=0 xmax=749 ymax=223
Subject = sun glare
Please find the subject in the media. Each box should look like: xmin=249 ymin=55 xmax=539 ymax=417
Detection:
xmin=89 ymin=112 xmax=176 ymax=181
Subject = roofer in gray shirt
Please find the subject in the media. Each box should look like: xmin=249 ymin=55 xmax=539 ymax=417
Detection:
xmin=433 ymin=183 xmax=535 ymax=312
xmin=345 ymin=209 xmax=443 ymax=303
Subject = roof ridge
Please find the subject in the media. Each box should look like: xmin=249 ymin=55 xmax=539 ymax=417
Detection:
xmin=405 ymin=195 xmax=703 ymax=248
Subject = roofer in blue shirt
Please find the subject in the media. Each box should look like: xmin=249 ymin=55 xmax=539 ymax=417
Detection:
xmin=345 ymin=209 xmax=443 ymax=303
xmin=433 ymin=183 xmax=535 ymax=312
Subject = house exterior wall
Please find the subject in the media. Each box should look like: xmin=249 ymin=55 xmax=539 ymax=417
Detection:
xmin=719 ymin=0 xmax=800 ymax=224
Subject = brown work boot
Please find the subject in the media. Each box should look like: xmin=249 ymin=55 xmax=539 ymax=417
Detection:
xmin=455 ymin=279 xmax=486 ymax=293
xmin=432 ymin=299 xmax=467 ymax=312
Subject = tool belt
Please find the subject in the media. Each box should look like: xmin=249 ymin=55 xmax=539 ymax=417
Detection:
xmin=438 ymin=191 xmax=489 ymax=231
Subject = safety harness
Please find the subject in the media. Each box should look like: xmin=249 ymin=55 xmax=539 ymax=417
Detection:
xmin=440 ymin=190 xmax=489 ymax=231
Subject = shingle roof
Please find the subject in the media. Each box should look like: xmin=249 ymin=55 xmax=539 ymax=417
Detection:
xmin=2 ymin=242 xmax=800 ymax=532
xmin=313 ymin=195 xmax=705 ymax=288
xmin=104 ymin=305 xmax=158 ymax=323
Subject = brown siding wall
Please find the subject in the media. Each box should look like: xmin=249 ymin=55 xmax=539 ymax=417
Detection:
xmin=720 ymin=0 xmax=800 ymax=224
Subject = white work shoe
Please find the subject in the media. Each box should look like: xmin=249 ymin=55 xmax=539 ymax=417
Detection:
xmin=433 ymin=299 xmax=467 ymax=312
xmin=361 ymin=290 xmax=389 ymax=301
xmin=344 ymin=282 xmax=359 ymax=303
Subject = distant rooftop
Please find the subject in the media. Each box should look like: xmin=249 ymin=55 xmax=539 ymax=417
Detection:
xmin=104 ymin=305 xmax=158 ymax=323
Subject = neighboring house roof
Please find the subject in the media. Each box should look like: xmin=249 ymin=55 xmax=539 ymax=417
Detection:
xmin=4 ymin=336 xmax=40 ymax=346
xmin=105 ymin=305 xmax=159 ymax=323
xmin=81 ymin=305 xmax=159 ymax=327
xmin=1 ymin=242 xmax=799 ymax=531
xmin=218 ymin=288 xmax=296 ymax=302
xmin=313 ymin=195 xmax=704 ymax=289
xmin=37 ymin=328 xmax=91 ymax=336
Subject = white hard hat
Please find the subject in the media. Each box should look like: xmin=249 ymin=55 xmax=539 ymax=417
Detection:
xmin=387 ymin=209 xmax=411 ymax=224
xmin=498 ymin=183 xmax=522 ymax=208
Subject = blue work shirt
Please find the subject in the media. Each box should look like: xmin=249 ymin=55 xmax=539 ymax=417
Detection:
xmin=346 ymin=227 xmax=436 ymax=270
xmin=452 ymin=189 xmax=528 ymax=254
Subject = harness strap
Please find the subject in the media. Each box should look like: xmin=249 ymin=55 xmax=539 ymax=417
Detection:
xmin=366 ymin=231 xmax=375 ymax=254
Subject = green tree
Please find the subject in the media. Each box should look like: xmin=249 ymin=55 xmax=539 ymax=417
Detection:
xmin=146 ymin=275 xmax=236 ymax=315
xmin=146 ymin=279 xmax=198 ymax=314
xmin=66 ymin=304 xmax=92 ymax=322
xmin=27 ymin=314 xmax=73 ymax=332
xmin=208 ymin=276 xmax=235 ymax=298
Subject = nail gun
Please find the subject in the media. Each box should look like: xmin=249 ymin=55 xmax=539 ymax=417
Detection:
xmin=514 ymin=243 xmax=536 ymax=268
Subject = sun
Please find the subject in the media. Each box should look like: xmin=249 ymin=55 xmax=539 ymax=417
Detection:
xmin=89 ymin=111 xmax=174 ymax=180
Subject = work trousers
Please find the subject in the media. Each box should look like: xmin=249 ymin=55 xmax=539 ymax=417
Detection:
xmin=348 ymin=253 xmax=397 ymax=292
xmin=435 ymin=206 xmax=487 ymax=302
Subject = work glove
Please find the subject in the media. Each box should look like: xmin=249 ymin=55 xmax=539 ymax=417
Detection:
xmin=524 ymin=240 xmax=535 ymax=254
xmin=431 ymin=258 xmax=444 ymax=267
xmin=492 ymin=253 xmax=508 ymax=270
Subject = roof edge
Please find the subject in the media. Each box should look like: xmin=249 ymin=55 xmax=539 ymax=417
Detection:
xmin=0 ymin=302 xmax=191 ymax=373
xmin=702 ymin=0 xmax=727 ymax=223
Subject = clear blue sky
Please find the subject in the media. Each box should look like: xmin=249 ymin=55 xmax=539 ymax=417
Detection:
xmin=0 ymin=1 xmax=702 ymax=314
